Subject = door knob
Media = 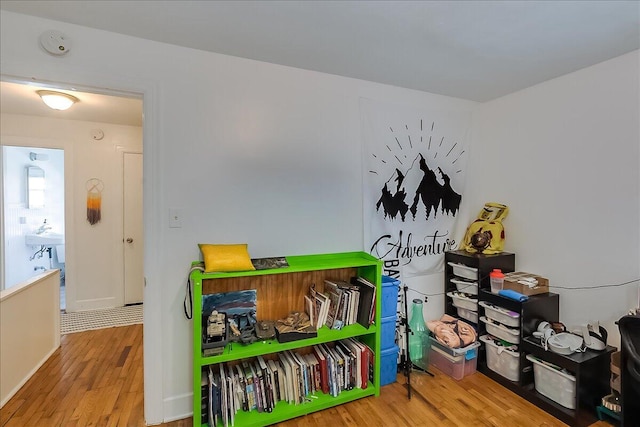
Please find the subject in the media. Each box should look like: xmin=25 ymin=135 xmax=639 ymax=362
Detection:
xmin=126 ymin=238 xmax=133 ymax=243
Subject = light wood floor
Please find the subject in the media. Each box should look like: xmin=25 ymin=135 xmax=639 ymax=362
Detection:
xmin=0 ymin=324 xmax=614 ymax=427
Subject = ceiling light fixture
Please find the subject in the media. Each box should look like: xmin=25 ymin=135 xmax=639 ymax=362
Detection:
xmin=37 ymin=90 xmax=79 ymax=111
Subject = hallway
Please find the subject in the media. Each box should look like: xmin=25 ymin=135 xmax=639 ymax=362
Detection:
xmin=0 ymin=325 xmax=151 ymax=426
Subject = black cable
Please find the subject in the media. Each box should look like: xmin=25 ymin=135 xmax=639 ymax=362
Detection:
xmin=407 ymin=279 xmax=640 ymax=297
xmin=405 ymin=277 xmax=640 ymax=298
xmin=185 ymin=264 xmax=205 ymax=320
xmin=550 ymin=278 xmax=639 ymax=290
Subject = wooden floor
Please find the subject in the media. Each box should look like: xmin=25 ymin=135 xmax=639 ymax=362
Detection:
xmin=0 ymin=324 xmax=614 ymax=427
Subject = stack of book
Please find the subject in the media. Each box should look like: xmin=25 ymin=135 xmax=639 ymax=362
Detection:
xmin=306 ymin=284 xmax=330 ymax=330
xmin=322 ymin=277 xmax=376 ymax=329
xmin=304 ymin=277 xmax=376 ymax=331
xmin=203 ymin=339 xmax=374 ymax=425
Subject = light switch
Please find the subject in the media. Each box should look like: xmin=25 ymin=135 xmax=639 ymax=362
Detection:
xmin=169 ymin=208 xmax=183 ymax=228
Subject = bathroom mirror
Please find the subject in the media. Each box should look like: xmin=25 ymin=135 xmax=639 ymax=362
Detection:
xmin=27 ymin=166 xmax=45 ymax=209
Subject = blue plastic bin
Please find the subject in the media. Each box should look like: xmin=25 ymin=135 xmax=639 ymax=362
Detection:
xmin=380 ymin=345 xmax=400 ymax=386
xmin=380 ymin=315 xmax=397 ymax=350
xmin=381 ymin=275 xmax=400 ymax=318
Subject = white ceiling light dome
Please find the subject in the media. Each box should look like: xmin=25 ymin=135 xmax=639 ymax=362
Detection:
xmin=37 ymin=90 xmax=79 ymax=111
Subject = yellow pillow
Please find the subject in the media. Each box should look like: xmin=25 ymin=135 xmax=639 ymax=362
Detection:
xmin=198 ymin=243 xmax=256 ymax=273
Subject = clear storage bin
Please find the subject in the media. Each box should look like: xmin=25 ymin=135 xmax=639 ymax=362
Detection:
xmin=429 ymin=340 xmax=479 ymax=380
xmin=447 ymin=262 xmax=478 ymax=280
xmin=447 ymin=292 xmax=478 ymax=311
xmin=480 ymin=316 xmax=520 ymax=344
xmin=479 ymin=301 xmax=520 ymax=327
xmin=455 ymin=307 xmax=478 ymax=324
xmin=526 ymin=355 xmax=576 ymax=409
xmin=450 ymin=278 xmax=478 ymax=295
xmin=480 ymin=335 xmax=520 ymax=381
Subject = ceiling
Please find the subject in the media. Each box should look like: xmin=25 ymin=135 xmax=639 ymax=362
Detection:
xmin=1 ymin=1 xmax=638 ymax=123
xmin=0 ymin=80 xmax=143 ymax=127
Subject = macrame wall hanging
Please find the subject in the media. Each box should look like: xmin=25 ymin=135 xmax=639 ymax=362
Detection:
xmin=86 ymin=178 xmax=104 ymax=225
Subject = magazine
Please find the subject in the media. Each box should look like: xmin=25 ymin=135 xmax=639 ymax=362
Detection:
xmin=251 ymin=257 xmax=289 ymax=270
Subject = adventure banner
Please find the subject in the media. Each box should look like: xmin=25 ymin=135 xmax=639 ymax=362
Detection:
xmin=360 ymin=99 xmax=471 ymax=277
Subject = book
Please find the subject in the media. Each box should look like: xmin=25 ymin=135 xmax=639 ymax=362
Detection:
xmin=267 ymin=359 xmax=282 ymax=403
xmin=321 ymin=343 xmax=338 ymax=397
xmin=347 ymin=338 xmax=369 ymax=389
xmin=276 ymin=357 xmax=289 ymax=403
xmin=334 ymin=344 xmax=353 ymax=391
xmin=324 ymin=280 xmax=345 ymax=328
xmin=225 ymin=363 xmax=238 ymax=425
xmin=311 ymin=286 xmax=330 ymax=329
xmin=323 ymin=344 xmax=344 ymax=394
xmin=334 ymin=280 xmax=362 ymax=326
xmin=341 ymin=339 xmax=362 ymax=389
xmin=257 ymin=356 xmax=274 ymax=412
xmin=219 ymin=363 xmax=228 ymax=427
xmin=344 ymin=343 xmax=357 ymax=390
xmin=361 ymin=342 xmax=375 ymax=384
xmin=350 ymin=289 xmax=360 ymax=325
xmin=305 ymin=353 xmax=321 ymax=393
xmin=290 ymin=351 xmax=308 ymax=398
xmin=285 ymin=351 xmax=302 ymax=404
xmin=201 ymin=371 xmax=209 ymax=424
xmin=250 ymin=256 xmax=289 ymax=270
xmin=341 ymin=291 xmax=350 ymax=325
xmin=207 ymin=367 xmax=217 ymax=426
xmin=235 ymin=364 xmax=248 ymax=412
xmin=242 ymin=360 xmax=256 ymax=411
xmin=304 ymin=294 xmax=316 ymax=329
xmin=265 ymin=363 xmax=275 ymax=411
xmin=351 ymin=276 xmax=377 ymax=327
xmin=312 ymin=345 xmax=330 ymax=394
xmin=251 ymin=361 xmax=264 ymax=413
xmin=279 ymin=351 xmax=298 ymax=405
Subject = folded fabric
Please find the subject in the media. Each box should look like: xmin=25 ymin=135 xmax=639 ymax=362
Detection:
xmin=427 ymin=314 xmax=478 ymax=348
xmin=498 ymin=289 xmax=529 ymax=302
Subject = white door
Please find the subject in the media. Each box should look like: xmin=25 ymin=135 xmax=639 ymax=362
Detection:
xmin=123 ymin=152 xmax=143 ymax=305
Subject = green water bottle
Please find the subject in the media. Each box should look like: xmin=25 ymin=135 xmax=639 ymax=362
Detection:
xmin=409 ymin=299 xmax=429 ymax=369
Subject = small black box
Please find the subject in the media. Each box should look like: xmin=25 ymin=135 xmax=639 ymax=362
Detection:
xmin=275 ymin=326 xmax=317 ymax=343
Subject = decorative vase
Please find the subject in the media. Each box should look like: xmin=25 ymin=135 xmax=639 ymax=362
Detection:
xmin=409 ymin=298 xmax=430 ymax=369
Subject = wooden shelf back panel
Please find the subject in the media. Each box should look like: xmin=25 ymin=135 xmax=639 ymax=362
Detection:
xmin=202 ymin=267 xmax=358 ymax=321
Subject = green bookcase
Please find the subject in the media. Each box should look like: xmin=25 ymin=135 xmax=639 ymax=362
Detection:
xmin=190 ymin=251 xmax=383 ymax=427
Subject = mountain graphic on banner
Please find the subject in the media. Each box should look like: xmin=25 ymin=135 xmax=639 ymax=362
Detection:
xmin=375 ymin=154 xmax=461 ymax=222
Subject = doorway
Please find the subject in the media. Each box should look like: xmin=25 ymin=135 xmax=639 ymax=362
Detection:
xmin=0 ymin=79 xmax=143 ymax=313
xmin=123 ymin=151 xmax=144 ymax=305
xmin=1 ymin=146 xmax=66 ymax=306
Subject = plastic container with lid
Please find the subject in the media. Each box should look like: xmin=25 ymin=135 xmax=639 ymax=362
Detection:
xmin=489 ymin=269 xmax=505 ymax=294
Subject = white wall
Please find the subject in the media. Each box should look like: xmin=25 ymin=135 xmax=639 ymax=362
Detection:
xmin=2 ymin=10 xmax=637 ymax=425
xmin=0 ymin=270 xmax=60 ymax=407
xmin=1 ymin=114 xmax=142 ymax=311
xmin=0 ymin=11 xmax=477 ymax=424
xmin=468 ymin=51 xmax=640 ymax=346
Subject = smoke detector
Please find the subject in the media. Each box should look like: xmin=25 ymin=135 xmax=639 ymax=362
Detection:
xmin=39 ymin=30 xmax=72 ymax=56
xmin=91 ymin=129 xmax=105 ymax=141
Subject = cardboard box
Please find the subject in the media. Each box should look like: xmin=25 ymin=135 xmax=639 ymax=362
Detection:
xmin=503 ymin=272 xmax=549 ymax=295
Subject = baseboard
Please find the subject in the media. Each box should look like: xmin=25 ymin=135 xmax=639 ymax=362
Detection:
xmin=69 ymin=296 xmax=117 ymax=312
xmin=162 ymin=391 xmax=192 ymax=423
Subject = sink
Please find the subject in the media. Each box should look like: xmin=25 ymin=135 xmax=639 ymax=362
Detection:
xmin=25 ymin=233 xmax=65 ymax=246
